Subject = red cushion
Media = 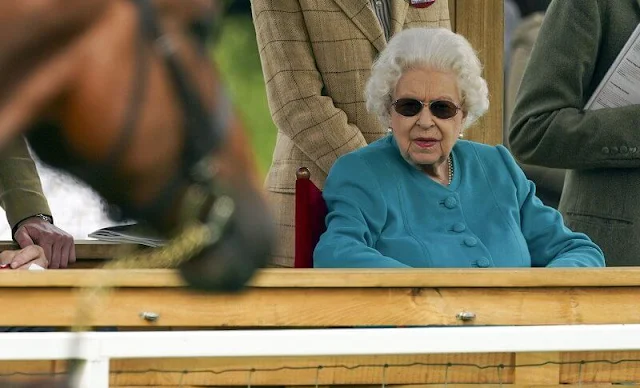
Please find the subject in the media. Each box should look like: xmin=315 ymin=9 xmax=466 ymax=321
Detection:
xmin=294 ymin=173 xmax=327 ymax=268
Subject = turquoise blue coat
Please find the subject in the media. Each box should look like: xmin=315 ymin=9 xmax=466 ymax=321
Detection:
xmin=313 ymin=137 xmax=605 ymax=268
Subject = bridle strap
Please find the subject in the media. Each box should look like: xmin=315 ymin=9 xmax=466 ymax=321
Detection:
xmin=136 ymin=0 xmax=225 ymax=164
xmin=104 ymin=0 xmax=228 ymax=225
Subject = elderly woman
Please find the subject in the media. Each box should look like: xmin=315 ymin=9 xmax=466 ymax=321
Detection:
xmin=313 ymin=28 xmax=605 ymax=268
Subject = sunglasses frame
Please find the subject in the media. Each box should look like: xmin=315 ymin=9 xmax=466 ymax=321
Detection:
xmin=392 ymin=98 xmax=462 ymax=120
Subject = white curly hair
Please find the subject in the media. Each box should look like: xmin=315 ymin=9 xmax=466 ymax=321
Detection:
xmin=365 ymin=27 xmax=489 ymax=131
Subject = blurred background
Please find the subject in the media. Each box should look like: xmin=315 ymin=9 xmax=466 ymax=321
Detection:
xmin=214 ymin=0 xmax=276 ymax=177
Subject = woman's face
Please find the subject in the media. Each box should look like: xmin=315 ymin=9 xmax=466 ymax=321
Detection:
xmin=390 ymin=67 xmax=464 ymax=170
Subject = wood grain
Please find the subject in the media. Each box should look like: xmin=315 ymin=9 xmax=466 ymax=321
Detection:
xmin=0 ymin=240 xmax=137 ymax=260
xmin=109 ymin=353 xmax=513 ymax=386
xmin=3 ymin=268 xmax=640 ymax=288
xmin=454 ymin=0 xmax=504 ymax=146
xmin=7 ymin=354 xmax=508 ymax=386
xmin=5 ymin=351 xmax=638 ymax=386
xmin=561 ymin=351 xmax=640 ymax=383
xmin=2 ymin=287 xmax=640 ymax=327
xmin=515 ymin=352 xmax=561 ymax=385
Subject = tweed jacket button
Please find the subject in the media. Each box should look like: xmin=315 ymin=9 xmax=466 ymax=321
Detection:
xmin=476 ymin=258 xmax=490 ymax=268
xmin=452 ymin=222 xmax=466 ymax=233
xmin=620 ymin=146 xmax=629 ymax=154
xmin=601 ymin=147 xmax=610 ymax=154
xmin=630 ymin=147 xmax=637 ymax=153
xmin=464 ymin=237 xmax=477 ymax=247
xmin=611 ymin=146 xmax=619 ymax=154
xmin=444 ymin=196 xmax=458 ymax=209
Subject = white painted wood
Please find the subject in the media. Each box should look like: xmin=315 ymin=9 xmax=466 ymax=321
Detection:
xmin=0 ymin=325 xmax=638 ymax=361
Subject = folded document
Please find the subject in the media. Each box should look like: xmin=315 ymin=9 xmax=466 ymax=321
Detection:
xmin=88 ymin=224 xmax=165 ymax=248
xmin=585 ymin=23 xmax=640 ymax=110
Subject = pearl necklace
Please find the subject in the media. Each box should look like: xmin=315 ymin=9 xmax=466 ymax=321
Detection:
xmin=448 ymin=155 xmax=454 ymax=185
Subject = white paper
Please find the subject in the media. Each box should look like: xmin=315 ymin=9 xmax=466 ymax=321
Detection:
xmin=88 ymin=223 xmax=165 ymax=248
xmin=585 ymin=23 xmax=640 ymax=110
xmin=28 ymin=263 xmax=46 ymax=271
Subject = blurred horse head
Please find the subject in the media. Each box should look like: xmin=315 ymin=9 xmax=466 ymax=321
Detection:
xmin=0 ymin=0 xmax=274 ymax=290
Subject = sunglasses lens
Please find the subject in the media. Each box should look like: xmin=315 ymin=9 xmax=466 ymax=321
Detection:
xmin=394 ymin=99 xmax=423 ymax=117
xmin=430 ymin=100 xmax=458 ymax=119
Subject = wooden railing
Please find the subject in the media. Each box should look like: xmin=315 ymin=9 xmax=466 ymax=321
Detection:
xmin=2 ymin=260 xmax=640 ymax=386
xmin=3 ymin=267 xmax=640 ymax=327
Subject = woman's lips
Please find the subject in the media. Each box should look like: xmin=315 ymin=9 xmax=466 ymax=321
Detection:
xmin=414 ymin=138 xmax=439 ymax=148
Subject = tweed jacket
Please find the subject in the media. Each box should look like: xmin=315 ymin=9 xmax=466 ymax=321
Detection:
xmin=251 ymin=0 xmax=450 ymax=266
xmin=509 ymin=0 xmax=640 ymax=266
xmin=314 ymin=137 xmax=605 ymax=268
xmin=0 ymin=137 xmax=50 ymax=230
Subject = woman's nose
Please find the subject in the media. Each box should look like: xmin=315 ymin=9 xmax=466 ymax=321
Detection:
xmin=416 ymin=104 xmax=435 ymax=128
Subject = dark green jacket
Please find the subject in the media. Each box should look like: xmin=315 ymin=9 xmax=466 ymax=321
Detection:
xmin=509 ymin=0 xmax=640 ymax=266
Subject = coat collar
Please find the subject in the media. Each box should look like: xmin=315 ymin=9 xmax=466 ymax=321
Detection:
xmin=333 ymin=0 xmax=386 ymax=52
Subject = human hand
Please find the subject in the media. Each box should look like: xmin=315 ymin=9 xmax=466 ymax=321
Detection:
xmin=13 ymin=217 xmax=75 ymax=268
xmin=0 ymin=245 xmax=48 ymax=270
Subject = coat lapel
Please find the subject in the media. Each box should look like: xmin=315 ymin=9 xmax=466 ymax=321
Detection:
xmin=333 ymin=0 xmax=386 ymax=52
xmin=390 ymin=0 xmax=409 ymax=37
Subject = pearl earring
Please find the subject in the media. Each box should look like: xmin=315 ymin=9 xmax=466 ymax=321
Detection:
xmin=458 ymin=132 xmax=464 ymax=139
xmin=387 ymin=127 xmax=393 ymax=134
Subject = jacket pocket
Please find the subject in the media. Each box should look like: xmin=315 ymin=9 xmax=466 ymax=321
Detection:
xmin=563 ymin=212 xmax=636 ymax=267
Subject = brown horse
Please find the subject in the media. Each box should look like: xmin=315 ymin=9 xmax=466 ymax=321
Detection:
xmin=0 ymin=0 xmax=274 ymax=290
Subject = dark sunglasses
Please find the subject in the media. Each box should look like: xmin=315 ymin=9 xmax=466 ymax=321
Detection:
xmin=392 ymin=98 xmax=461 ymax=120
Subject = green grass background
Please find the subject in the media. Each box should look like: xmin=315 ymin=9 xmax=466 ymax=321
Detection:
xmin=212 ymin=14 xmax=277 ymax=179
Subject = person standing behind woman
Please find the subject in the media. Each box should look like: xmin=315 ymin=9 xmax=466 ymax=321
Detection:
xmin=509 ymin=0 xmax=640 ymax=266
xmin=251 ymin=0 xmax=450 ymax=267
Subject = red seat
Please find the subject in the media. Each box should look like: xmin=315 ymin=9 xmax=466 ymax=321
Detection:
xmin=294 ymin=167 xmax=327 ymax=268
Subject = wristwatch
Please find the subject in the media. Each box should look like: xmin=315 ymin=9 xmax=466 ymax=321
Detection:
xmin=11 ymin=213 xmax=54 ymax=240
xmin=32 ymin=213 xmax=54 ymax=224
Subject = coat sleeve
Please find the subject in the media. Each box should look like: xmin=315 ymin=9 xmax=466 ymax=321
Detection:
xmin=313 ymin=153 xmax=409 ymax=268
xmin=508 ymin=0 xmax=640 ymax=169
xmin=497 ymin=146 xmax=605 ymax=267
xmin=0 ymin=137 xmax=51 ymax=229
xmin=250 ymin=0 xmax=368 ymax=175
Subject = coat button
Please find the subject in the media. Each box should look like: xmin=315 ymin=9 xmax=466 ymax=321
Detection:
xmin=476 ymin=258 xmax=490 ymax=268
xmin=444 ymin=196 xmax=458 ymax=209
xmin=631 ymin=147 xmax=638 ymax=153
xmin=611 ymin=146 xmax=619 ymax=154
xmin=620 ymin=146 xmax=629 ymax=154
xmin=464 ymin=237 xmax=477 ymax=247
xmin=452 ymin=222 xmax=466 ymax=233
xmin=601 ymin=147 xmax=610 ymax=154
